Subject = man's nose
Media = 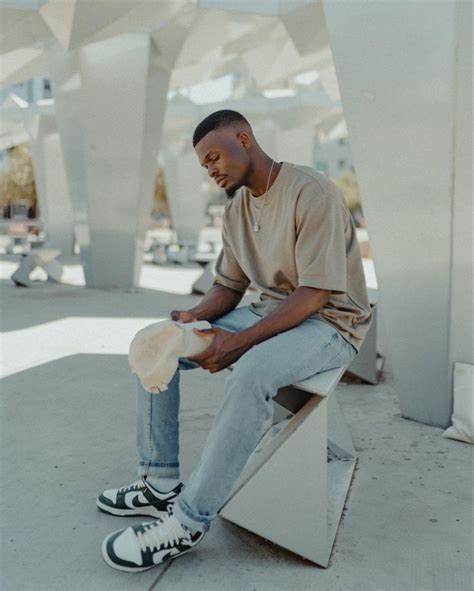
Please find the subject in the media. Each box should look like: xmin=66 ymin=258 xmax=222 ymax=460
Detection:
xmin=209 ymin=165 xmax=218 ymax=179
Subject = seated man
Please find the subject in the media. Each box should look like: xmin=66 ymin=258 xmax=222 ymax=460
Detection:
xmin=99 ymin=109 xmax=372 ymax=572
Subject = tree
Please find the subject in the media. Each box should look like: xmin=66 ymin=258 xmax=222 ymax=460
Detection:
xmin=152 ymin=166 xmax=169 ymax=218
xmin=334 ymin=170 xmax=366 ymax=227
xmin=0 ymin=143 xmax=37 ymax=217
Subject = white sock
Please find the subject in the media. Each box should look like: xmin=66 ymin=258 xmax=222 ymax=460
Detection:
xmin=146 ymin=476 xmax=181 ymax=493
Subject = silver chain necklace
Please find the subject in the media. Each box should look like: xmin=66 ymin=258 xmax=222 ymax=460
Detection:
xmin=253 ymin=160 xmax=275 ymax=233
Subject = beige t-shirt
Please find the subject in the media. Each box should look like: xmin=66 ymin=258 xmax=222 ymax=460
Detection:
xmin=213 ymin=161 xmax=372 ymax=352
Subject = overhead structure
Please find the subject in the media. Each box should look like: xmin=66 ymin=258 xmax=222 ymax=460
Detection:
xmin=0 ymin=0 xmax=337 ymax=289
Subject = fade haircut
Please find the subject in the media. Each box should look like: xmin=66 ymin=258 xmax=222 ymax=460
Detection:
xmin=192 ymin=110 xmax=250 ymax=147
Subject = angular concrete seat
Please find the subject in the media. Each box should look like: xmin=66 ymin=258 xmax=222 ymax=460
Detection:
xmin=219 ymin=363 xmax=355 ymax=567
xmin=11 ymin=249 xmax=63 ymax=287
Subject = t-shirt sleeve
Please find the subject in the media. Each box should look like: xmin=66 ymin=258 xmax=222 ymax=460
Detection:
xmin=295 ymin=185 xmax=348 ymax=294
xmin=213 ymin=211 xmax=250 ymax=294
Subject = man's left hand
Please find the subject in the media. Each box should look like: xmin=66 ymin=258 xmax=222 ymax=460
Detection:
xmin=187 ymin=327 xmax=251 ymax=373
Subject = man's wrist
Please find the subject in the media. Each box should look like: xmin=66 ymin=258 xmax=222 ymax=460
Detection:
xmin=188 ymin=307 xmax=205 ymax=321
xmin=233 ymin=327 xmax=258 ymax=350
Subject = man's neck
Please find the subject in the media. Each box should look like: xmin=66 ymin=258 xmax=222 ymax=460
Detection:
xmin=246 ymin=155 xmax=282 ymax=197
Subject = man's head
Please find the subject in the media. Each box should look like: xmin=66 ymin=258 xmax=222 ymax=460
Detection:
xmin=193 ymin=110 xmax=256 ymax=198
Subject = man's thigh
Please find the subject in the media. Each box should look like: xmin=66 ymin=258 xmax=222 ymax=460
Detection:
xmin=231 ymin=317 xmax=356 ymax=392
xmin=211 ymin=306 xmax=261 ymax=333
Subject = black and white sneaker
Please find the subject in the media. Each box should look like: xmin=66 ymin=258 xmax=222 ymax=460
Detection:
xmin=96 ymin=478 xmax=183 ymax=518
xmin=101 ymin=513 xmax=205 ymax=572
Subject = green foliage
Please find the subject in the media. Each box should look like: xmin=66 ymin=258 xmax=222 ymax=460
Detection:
xmin=334 ymin=170 xmax=361 ymax=211
xmin=152 ymin=167 xmax=169 ymax=217
xmin=0 ymin=143 xmax=37 ymax=215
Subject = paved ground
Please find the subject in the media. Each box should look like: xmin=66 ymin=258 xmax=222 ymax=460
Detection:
xmin=0 ymin=262 xmax=472 ymax=591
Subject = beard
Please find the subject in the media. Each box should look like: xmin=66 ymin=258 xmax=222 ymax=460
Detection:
xmin=225 ymin=182 xmax=242 ymax=199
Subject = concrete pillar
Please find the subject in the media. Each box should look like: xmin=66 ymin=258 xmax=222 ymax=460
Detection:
xmin=25 ymin=113 xmax=75 ymax=254
xmin=252 ymin=118 xmax=278 ymax=156
xmin=46 ymin=45 xmax=91 ymax=260
xmin=162 ymin=139 xmax=208 ymax=248
xmin=448 ymin=2 xmax=473 ymax=373
xmin=48 ymin=34 xmax=172 ymax=288
xmin=322 ymin=0 xmax=472 ymax=427
xmin=78 ymin=33 xmax=170 ymax=288
xmin=275 ymin=125 xmax=314 ymax=167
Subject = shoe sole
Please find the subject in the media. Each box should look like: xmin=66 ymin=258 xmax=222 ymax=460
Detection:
xmin=100 ymin=531 xmax=204 ymax=572
xmin=96 ymin=498 xmax=169 ymax=518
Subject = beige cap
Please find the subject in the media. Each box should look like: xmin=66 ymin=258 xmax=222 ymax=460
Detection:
xmin=128 ymin=320 xmax=214 ymax=393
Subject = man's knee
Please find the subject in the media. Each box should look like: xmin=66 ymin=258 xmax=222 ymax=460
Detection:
xmin=226 ymin=353 xmax=274 ymax=403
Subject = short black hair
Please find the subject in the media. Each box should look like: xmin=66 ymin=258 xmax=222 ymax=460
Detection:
xmin=192 ymin=109 xmax=250 ymax=147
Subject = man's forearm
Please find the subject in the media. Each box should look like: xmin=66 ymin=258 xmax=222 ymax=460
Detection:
xmin=234 ymin=287 xmax=331 ymax=349
xmin=190 ymin=283 xmax=244 ymax=322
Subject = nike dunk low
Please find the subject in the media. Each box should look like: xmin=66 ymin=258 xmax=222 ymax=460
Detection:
xmin=97 ymin=477 xmax=183 ymax=518
xmin=101 ymin=513 xmax=205 ymax=572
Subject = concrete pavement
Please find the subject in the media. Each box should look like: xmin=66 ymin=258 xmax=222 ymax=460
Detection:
xmin=0 ymin=263 xmax=471 ymax=591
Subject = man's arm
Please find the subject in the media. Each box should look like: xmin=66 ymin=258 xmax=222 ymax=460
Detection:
xmin=236 ymin=286 xmax=331 ymax=348
xmin=189 ymin=286 xmax=331 ymax=372
xmin=170 ymin=283 xmax=244 ymax=323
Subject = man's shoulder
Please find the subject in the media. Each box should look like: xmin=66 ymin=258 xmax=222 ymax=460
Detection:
xmin=286 ymin=164 xmax=349 ymax=221
xmin=284 ymin=162 xmax=337 ymax=195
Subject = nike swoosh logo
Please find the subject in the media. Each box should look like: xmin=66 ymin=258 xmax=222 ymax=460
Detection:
xmin=131 ymin=493 xmax=158 ymax=508
xmin=124 ymin=491 xmax=148 ymax=509
xmin=153 ymin=547 xmax=180 ymax=564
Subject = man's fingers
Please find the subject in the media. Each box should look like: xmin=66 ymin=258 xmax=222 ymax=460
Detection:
xmin=187 ymin=352 xmax=203 ymax=363
xmin=193 ymin=328 xmax=214 ymax=336
xmin=170 ymin=310 xmax=197 ymax=323
xmin=188 ymin=345 xmax=214 ymax=364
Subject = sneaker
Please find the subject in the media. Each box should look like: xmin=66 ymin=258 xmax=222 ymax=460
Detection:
xmin=96 ymin=478 xmax=183 ymax=518
xmin=101 ymin=513 xmax=205 ymax=572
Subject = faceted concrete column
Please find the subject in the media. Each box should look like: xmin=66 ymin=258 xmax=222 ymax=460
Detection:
xmin=254 ymin=118 xmax=314 ymax=167
xmin=46 ymin=45 xmax=90 ymax=261
xmin=448 ymin=3 xmax=472 ymax=376
xmin=252 ymin=118 xmax=277 ymax=156
xmin=77 ymin=33 xmax=170 ymax=288
xmin=322 ymin=1 xmax=472 ymax=426
xmin=25 ymin=113 xmax=75 ymax=254
xmin=162 ymin=138 xmax=208 ymax=248
xmin=275 ymin=125 xmax=314 ymax=167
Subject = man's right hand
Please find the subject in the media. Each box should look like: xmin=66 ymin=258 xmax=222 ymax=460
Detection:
xmin=170 ymin=310 xmax=198 ymax=324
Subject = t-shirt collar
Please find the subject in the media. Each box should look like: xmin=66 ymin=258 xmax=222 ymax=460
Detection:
xmin=250 ymin=161 xmax=286 ymax=201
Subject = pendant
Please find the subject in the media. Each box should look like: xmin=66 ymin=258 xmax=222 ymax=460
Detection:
xmin=253 ymin=224 xmax=260 ymax=232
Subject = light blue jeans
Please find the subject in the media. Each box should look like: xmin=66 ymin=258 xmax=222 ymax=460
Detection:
xmin=136 ymin=306 xmax=357 ymax=532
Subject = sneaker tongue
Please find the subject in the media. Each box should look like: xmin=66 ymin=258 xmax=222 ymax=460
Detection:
xmin=180 ymin=521 xmax=199 ymax=536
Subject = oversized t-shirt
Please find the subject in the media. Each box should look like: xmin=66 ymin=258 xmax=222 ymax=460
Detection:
xmin=213 ymin=161 xmax=372 ymax=352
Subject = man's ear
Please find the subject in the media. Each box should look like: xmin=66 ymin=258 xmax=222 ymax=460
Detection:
xmin=238 ymin=131 xmax=251 ymax=150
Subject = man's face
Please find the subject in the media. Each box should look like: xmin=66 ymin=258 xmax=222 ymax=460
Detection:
xmin=194 ymin=128 xmax=250 ymax=198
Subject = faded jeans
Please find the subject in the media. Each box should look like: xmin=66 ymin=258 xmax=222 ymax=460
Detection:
xmin=136 ymin=305 xmax=357 ymax=532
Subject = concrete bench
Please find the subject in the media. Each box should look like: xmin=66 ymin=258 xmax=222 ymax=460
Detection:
xmin=11 ymin=249 xmax=63 ymax=287
xmin=219 ymin=363 xmax=355 ymax=567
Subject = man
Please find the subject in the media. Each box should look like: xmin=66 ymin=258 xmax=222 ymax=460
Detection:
xmin=99 ymin=110 xmax=372 ymax=572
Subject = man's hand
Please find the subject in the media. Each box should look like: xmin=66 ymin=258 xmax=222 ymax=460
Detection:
xmin=187 ymin=327 xmax=251 ymax=373
xmin=170 ymin=309 xmax=198 ymax=323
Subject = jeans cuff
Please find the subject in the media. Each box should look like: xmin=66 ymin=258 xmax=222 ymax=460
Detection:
xmin=138 ymin=461 xmax=180 ymax=480
xmin=173 ymin=497 xmax=212 ymax=533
